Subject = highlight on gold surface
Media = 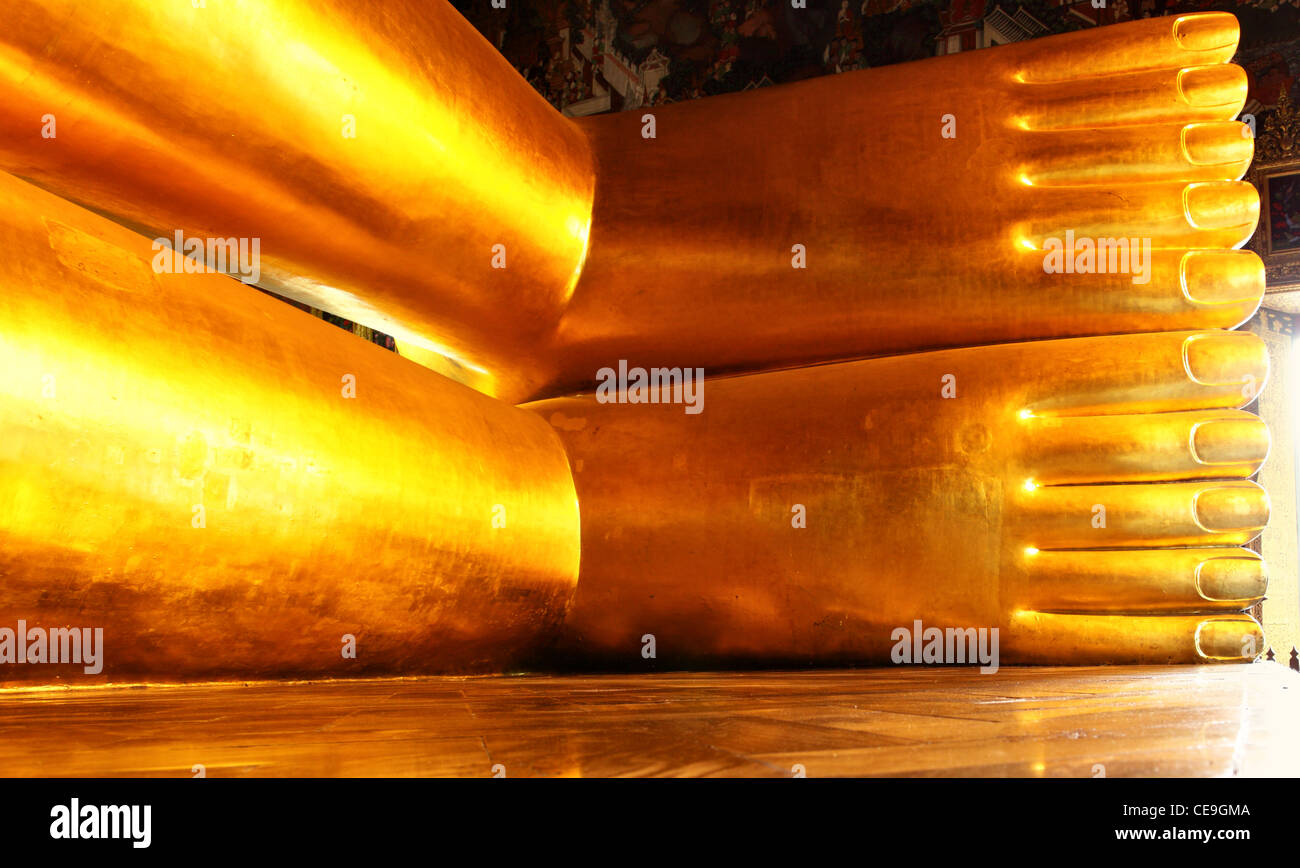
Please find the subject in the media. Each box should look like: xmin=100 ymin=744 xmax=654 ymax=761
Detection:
xmin=0 ymin=0 xmax=596 ymax=401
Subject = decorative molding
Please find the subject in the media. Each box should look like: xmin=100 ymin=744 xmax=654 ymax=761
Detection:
xmin=1256 ymin=89 xmax=1300 ymax=164
xmin=1260 ymin=306 xmax=1296 ymax=336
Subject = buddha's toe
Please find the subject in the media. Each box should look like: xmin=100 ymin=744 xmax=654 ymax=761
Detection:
xmin=1018 ymin=63 xmax=1246 ymax=131
xmin=1017 ymin=122 xmax=1253 ymax=187
xmin=1008 ymin=611 xmax=1264 ymax=664
xmin=1015 ymin=12 xmax=1240 ymax=83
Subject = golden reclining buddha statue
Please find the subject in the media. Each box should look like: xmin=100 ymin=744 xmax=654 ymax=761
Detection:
xmin=0 ymin=2 xmax=1271 ymax=681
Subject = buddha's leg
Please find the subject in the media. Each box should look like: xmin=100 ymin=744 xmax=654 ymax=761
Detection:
xmin=550 ymin=11 xmax=1261 ymax=396
xmin=0 ymin=170 xmax=580 ymax=684
xmin=529 ymin=329 xmax=1269 ymax=665
xmin=0 ymin=5 xmax=1259 ymax=402
xmin=0 ymin=0 xmax=595 ymax=401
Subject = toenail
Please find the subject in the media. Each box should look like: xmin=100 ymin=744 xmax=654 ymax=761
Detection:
xmin=1182 ymin=122 xmax=1253 ymax=166
xmin=1195 ymin=557 xmax=1268 ymax=602
xmin=1190 ymin=417 xmax=1269 ymax=465
xmin=1192 ymin=485 xmax=1269 ymax=533
xmin=1177 ymin=65 xmax=1245 ymax=108
xmin=1183 ymin=181 xmax=1258 ymax=231
xmin=1173 ymin=14 xmax=1239 ymax=52
xmin=1180 ymin=250 xmax=1264 ymax=305
xmin=1182 ymin=331 xmax=1266 ymax=387
xmin=1194 ymin=618 xmax=1262 ymax=660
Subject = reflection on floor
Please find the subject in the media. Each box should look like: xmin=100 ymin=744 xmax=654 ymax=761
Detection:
xmin=3 ymin=664 xmax=1297 ymax=777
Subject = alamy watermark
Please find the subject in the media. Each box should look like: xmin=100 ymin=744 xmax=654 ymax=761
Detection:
xmin=50 ymin=799 xmax=150 ymax=849
xmin=1042 ymin=230 xmax=1151 ymax=285
xmin=595 ymin=361 xmax=704 ymax=415
xmin=890 ymin=619 xmax=999 ymax=673
xmin=152 ymin=230 xmax=261 ymax=284
xmin=0 ymin=620 xmax=103 ymax=674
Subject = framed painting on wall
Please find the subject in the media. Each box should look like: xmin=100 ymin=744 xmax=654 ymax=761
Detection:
xmin=1248 ymin=89 xmax=1300 ymax=292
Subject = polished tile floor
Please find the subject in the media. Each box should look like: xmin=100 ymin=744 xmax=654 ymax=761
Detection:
xmin=2 ymin=664 xmax=1297 ymax=777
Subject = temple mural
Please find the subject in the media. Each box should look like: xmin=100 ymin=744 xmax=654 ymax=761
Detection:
xmin=455 ymin=0 xmax=1300 ymax=129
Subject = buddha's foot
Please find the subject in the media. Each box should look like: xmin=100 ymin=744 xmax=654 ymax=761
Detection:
xmin=551 ymin=12 xmax=1262 ymax=398
xmin=532 ymin=328 xmax=1270 ymax=666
